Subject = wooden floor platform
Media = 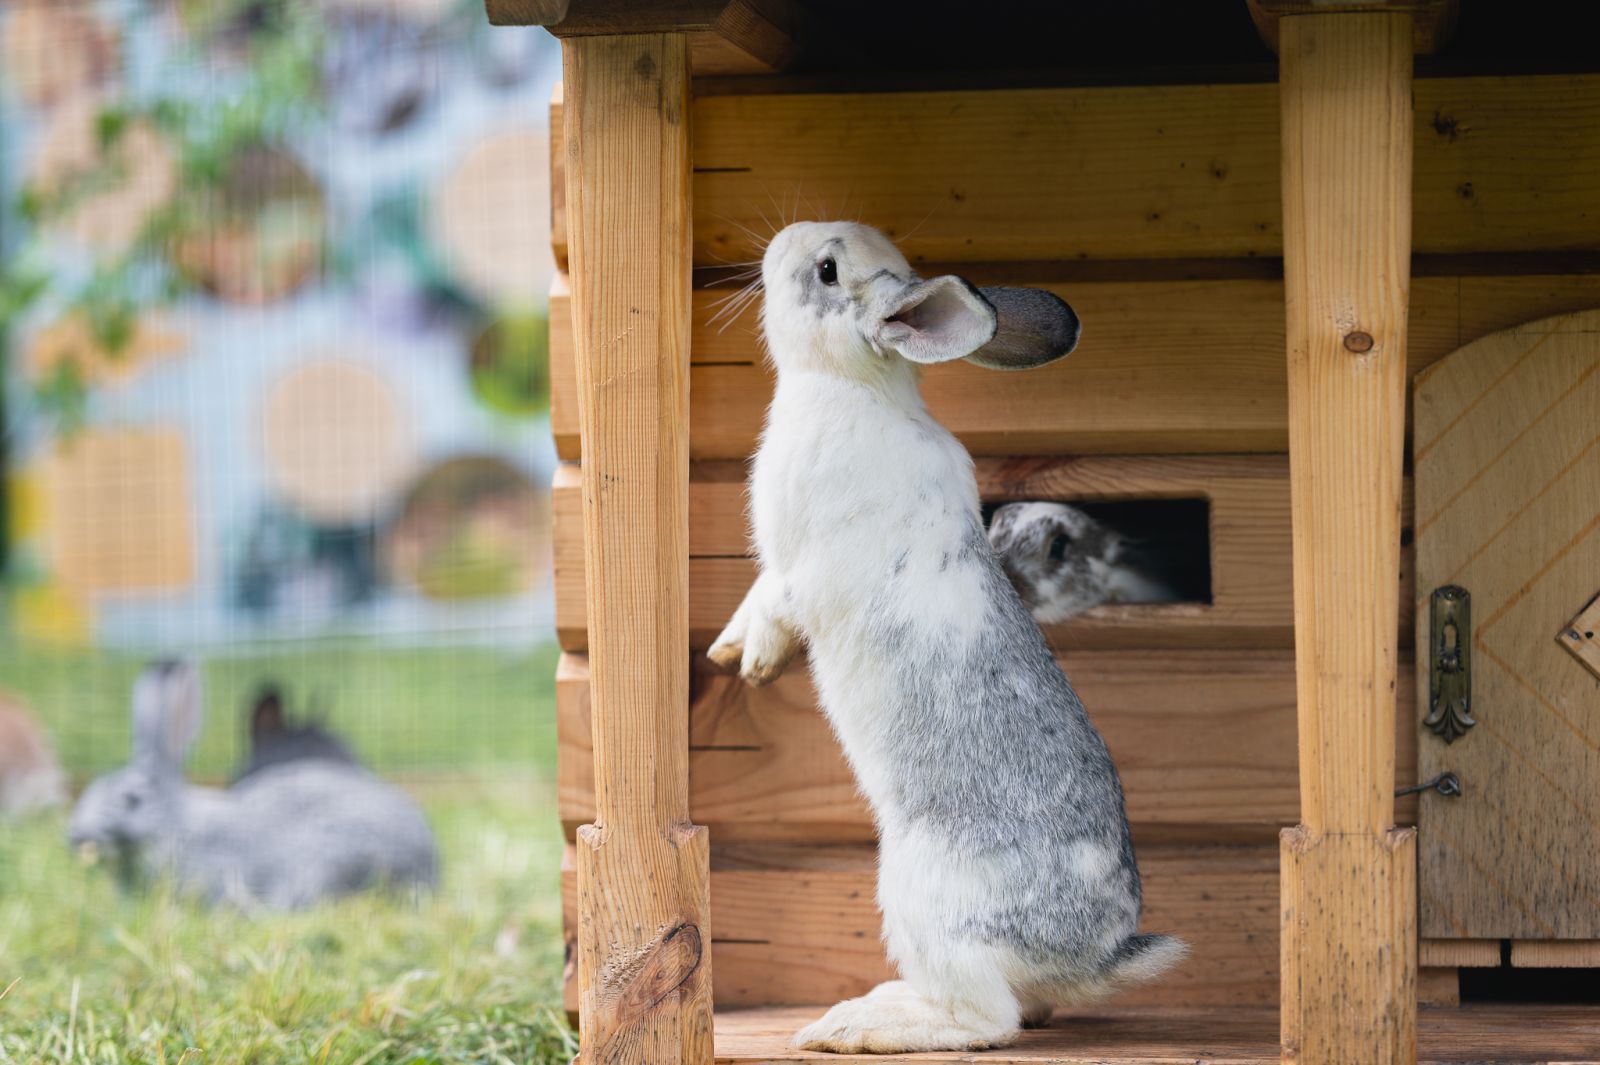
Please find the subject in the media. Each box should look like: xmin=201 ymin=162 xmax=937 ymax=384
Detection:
xmin=714 ymin=1005 xmax=1600 ymax=1064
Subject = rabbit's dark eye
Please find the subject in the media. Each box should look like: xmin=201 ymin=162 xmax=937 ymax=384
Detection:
xmin=1048 ymin=533 xmax=1073 ymax=562
xmin=124 ymin=793 xmax=142 ymax=810
xmin=817 ymin=258 xmax=838 ymax=286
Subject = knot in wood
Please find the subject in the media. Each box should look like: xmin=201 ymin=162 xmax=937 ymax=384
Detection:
xmin=615 ymin=922 xmax=703 ymax=1023
xmin=1343 ymin=331 xmax=1375 ymax=354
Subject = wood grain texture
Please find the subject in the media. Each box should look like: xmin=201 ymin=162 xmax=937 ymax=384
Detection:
xmin=1419 ymin=939 xmax=1499 ymax=968
xmin=547 ymin=74 xmax=1600 ymax=267
xmin=1510 ymin=940 xmax=1600 ymax=968
xmin=1281 ymin=12 xmax=1413 ymax=837
xmin=564 ymin=843 xmax=1283 ymax=1011
xmin=1416 ymin=968 xmax=1459 ymax=1008
xmin=709 ymin=1004 xmax=1600 ymax=1064
xmin=1280 ymin=826 xmax=1419 ymax=1065
xmin=549 ymin=82 xmax=566 ymax=271
xmin=557 ymin=652 xmax=1421 ymax=840
xmin=1413 ymin=311 xmax=1600 ymax=942
xmin=552 ymin=455 xmax=1421 ymax=654
xmin=562 ymin=34 xmax=711 ymax=1063
xmin=1277 ymin=14 xmax=1416 ymax=1063
xmin=547 ymin=272 xmax=1600 ymax=460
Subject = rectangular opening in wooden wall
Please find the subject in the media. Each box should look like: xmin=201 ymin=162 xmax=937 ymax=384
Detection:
xmin=983 ymin=496 xmax=1214 ymax=607
xmin=1461 ymin=964 xmax=1600 ymax=1004
xmin=552 ymin=456 xmax=1365 ymax=654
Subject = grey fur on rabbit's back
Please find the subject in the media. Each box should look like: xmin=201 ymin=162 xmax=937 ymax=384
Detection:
xmin=872 ymin=521 xmax=1144 ymax=970
xmin=69 ymin=660 xmax=437 ymax=910
xmin=210 ymin=762 xmax=437 ymax=907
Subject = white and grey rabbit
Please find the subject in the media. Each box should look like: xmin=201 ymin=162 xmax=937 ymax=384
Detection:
xmin=68 ymin=659 xmax=438 ymax=910
xmin=988 ymin=502 xmax=1183 ymax=622
xmin=708 ymin=221 xmax=1184 ymax=1053
xmin=0 ymin=692 xmax=67 ymax=818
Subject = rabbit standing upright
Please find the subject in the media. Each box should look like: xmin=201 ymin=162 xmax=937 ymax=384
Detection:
xmin=708 ymin=222 xmax=1184 ymax=1053
xmin=0 ymin=692 xmax=66 ymax=818
xmin=69 ymin=660 xmax=437 ymax=909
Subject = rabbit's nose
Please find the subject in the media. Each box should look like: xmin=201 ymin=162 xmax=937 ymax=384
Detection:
xmin=73 ymin=839 xmax=102 ymax=867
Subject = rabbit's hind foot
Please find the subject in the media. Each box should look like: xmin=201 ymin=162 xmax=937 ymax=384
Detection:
xmin=792 ymin=980 xmax=1019 ymax=1054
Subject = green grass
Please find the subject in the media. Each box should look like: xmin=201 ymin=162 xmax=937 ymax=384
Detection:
xmin=0 ymin=642 xmax=573 ymax=1064
xmin=0 ymin=643 xmax=562 ymax=783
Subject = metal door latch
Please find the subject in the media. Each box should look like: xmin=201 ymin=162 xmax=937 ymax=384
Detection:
xmin=1425 ymin=585 xmax=1475 ymax=743
xmin=1396 ymin=771 xmax=1462 ymax=799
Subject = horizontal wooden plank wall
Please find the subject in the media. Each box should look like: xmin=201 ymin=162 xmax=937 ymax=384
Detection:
xmin=552 ymin=455 xmax=1417 ymax=653
xmin=551 ymin=273 xmax=1600 ymax=460
xmin=557 ymin=652 xmax=1420 ymax=842
xmin=549 ymin=74 xmax=1600 ymax=267
xmin=546 ymin=70 xmax=1600 ymax=1017
xmin=563 ymin=841 xmax=1283 ymax=1010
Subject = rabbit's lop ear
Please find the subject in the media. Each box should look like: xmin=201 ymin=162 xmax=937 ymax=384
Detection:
xmin=131 ymin=659 xmax=203 ymax=771
xmin=966 ymin=287 xmax=1081 ymax=370
xmin=875 ymin=276 xmax=998 ymax=365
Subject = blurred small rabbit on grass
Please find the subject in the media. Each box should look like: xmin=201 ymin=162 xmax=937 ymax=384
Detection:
xmin=69 ymin=659 xmax=438 ymax=910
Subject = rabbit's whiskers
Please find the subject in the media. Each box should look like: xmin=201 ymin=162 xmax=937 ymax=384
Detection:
xmin=708 ymin=275 xmax=766 ymax=333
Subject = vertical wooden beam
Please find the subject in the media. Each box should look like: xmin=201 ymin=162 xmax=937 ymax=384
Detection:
xmin=1277 ymin=12 xmax=1417 ymax=1065
xmin=564 ymin=33 xmax=711 ymax=1064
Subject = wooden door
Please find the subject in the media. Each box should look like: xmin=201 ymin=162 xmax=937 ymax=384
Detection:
xmin=1413 ymin=309 xmax=1600 ymax=941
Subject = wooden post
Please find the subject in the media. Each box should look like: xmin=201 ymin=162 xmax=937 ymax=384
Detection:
xmin=564 ymin=33 xmax=711 ymax=1064
xmin=1276 ymin=12 xmax=1418 ymax=1065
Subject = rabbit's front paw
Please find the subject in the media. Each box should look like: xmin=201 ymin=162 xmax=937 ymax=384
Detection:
xmin=706 ymin=634 xmax=744 ymax=671
xmin=739 ymin=621 xmax=798 ymax=687
xmin=707 ymin=604 xmax=750 ymax=671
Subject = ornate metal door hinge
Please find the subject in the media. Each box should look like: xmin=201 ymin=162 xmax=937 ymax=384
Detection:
xmin=1425 ymin=585 xmax=1475 ymax=743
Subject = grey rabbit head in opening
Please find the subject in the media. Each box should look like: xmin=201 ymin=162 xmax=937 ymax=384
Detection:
xmin=758 ymin=220 xmax=1080 ymax=380
xmin=988 ymin=502 xmax=1185 ymax=622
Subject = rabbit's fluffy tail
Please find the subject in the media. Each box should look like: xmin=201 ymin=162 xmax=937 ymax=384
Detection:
xmin=1100 ymin=932 xmax=1187 ymax=990
xmin=1042 ymin=933 xmax=1188 ymax=1008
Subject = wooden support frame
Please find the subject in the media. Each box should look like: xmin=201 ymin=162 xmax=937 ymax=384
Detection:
xmin=1276 ymin=11 xmax=1418 ymax=1065
xmin=489 ymin=0 xmax=805 ymax=74
xmin=563 ymin=33 xmax=712 ymax=1063
xmin=1246 ymin=0 xmax=1457 ymax=54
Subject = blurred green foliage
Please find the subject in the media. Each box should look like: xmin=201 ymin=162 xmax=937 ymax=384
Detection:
xmin=0 ymin=0 xmax=327 ymax=436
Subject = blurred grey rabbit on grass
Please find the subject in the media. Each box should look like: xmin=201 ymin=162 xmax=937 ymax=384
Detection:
xmin=69 ymin=660 xmax=437 ymax=910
